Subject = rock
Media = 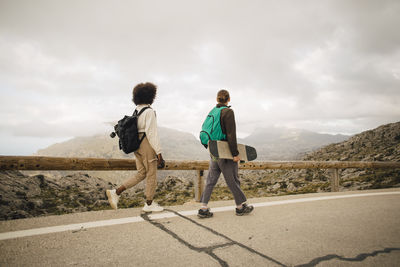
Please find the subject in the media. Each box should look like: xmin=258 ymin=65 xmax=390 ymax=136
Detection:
xmin=161 ymin=176 xmax=190 ymax=191
xmin=342 ymin=181 xmax=353 ymax=187
xmin=162 ymin=176 xmax=185 ymax=190
xmin=272 ymin=183 xmax=281 ymax=190
xmin=287 ymin=183 xmax=297 ymax=192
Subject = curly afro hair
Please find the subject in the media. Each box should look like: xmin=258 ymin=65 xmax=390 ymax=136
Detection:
xmin=132 ymin=82 xmax=157 ymax=105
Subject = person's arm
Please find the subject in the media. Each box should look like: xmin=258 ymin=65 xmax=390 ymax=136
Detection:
xmin=222 ymin=108 xmax=239 ymax=157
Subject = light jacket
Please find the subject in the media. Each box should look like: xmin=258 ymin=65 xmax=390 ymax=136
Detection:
xmin=135 ymin=104 xmax=162 ymax=155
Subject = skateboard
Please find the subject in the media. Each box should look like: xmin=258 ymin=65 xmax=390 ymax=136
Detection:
xmin=208 ymin=140 xmax=257 ymax=162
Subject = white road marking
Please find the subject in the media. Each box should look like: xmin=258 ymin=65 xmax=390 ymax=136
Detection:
xmin=0 ymin=191 xmax=399 ymax=241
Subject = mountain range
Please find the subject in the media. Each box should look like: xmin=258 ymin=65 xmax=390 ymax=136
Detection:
xmin=35 ymin=126 xmax=350 ymax=160
xmin=241 ymin=127 xmax=349 ymax=160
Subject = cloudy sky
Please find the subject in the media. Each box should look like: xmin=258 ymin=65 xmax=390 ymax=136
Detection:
xmin=1 ymin=0 xmax=399 ymax=155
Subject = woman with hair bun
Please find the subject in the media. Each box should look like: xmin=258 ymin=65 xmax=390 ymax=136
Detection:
xmin=198 ymin=89 xmax=254 ymax=218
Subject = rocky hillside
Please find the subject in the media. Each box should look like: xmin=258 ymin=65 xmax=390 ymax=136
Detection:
xmin=286 ymin=122 xmax=400 ymax=192
xmin=0 ymin=171 xmax=112 ymax=220
xmin=0 ymin=170 xmax=195 ymax=220
xmin=234 ymin=122 xmax=400 ymax=196
xmin=304 ymin=122 xmax=400 ymax=162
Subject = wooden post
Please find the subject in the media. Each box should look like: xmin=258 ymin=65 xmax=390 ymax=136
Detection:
xmin=195 ymin=170 xmax=205 ymax=202
xmin=330 ymin=169 xmax=340 ymax=192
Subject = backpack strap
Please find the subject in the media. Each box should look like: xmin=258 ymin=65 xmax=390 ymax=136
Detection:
xmin=133 ymin=106 xmax=151 ymax=116
xmin=138 ymin=106 xmax=151 ymax=116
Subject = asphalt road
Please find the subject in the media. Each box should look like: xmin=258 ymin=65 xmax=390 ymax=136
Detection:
xmin=1 ymin=188 xmax=399 ymax=266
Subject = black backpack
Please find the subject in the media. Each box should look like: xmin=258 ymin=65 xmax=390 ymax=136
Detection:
xmin=110 ymin=107 xmax=150 ymax=154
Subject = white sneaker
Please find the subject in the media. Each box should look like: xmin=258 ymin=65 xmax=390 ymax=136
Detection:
xmin=106 ymin=189 xmax=119 ymax=210
xmin=142 ymin=201 xmax=164 ymax=212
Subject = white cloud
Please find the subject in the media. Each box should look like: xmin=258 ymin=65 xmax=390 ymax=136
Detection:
xmin=0 ymin=0 xmax=399 ymax=154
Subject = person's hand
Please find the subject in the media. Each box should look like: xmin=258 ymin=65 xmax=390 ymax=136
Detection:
xmin=157 ymin=154 xmax=165 ymax=169
xmin=233 ymin=156 xmax=241 ymax=162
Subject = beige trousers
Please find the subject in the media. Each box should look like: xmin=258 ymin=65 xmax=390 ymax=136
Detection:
xmin=122 ymin=136 xmax=158 ymax=200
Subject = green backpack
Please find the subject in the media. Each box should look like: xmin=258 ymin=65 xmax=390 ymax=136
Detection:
xmin=200 ymin=106 xmax=228 ymax=148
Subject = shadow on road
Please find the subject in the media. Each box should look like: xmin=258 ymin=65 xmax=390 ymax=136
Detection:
xmin=141 ymin=209 xmax=287 ymax=267
xmin=141 ymin=209 xmax=400 ymax=267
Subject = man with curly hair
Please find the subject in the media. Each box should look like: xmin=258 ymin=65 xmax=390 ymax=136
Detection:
xmin=106 ymin=82 xmax=165 ymax=212
xmin=198 ymin=89 xmax=254 ymax=218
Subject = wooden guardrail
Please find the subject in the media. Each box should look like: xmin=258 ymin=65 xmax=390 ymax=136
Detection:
xmin=1 ymin=156 xmax=400 ymax=201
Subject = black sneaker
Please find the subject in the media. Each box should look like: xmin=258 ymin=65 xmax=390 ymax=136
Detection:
xmin=236 ymin=203 xmax=254 ymax=216
xmin=197 ymin=208 xmax=213 ymax=218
